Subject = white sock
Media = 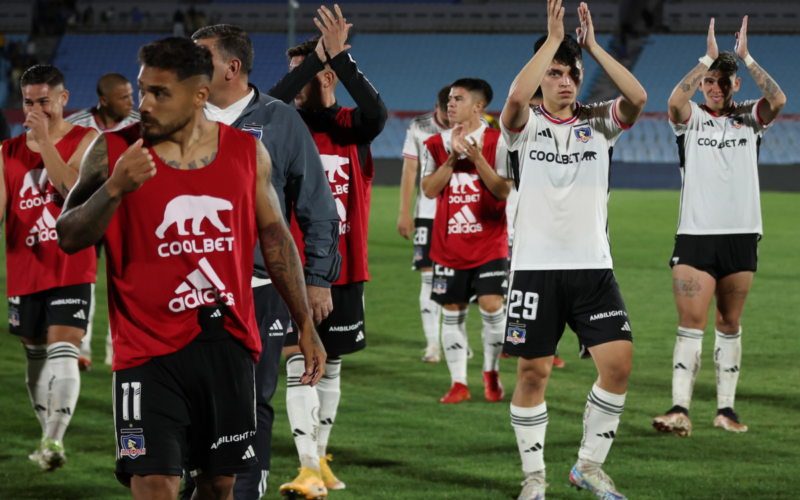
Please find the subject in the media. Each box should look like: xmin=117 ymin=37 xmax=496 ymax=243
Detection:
xmin=578 ymin=384 xmax=625 ymax=470
xmin=286 ymin=353 xmax=320 ymax=471
xmin=420 ymin=272 xmax=442 ymax=348
xmin=316 ymin=357 xmax=341 ymax=457
xmin=511 ymin=402 xmax=548 ymax=474
xmin=442 ymin=309 xmax=468 ymax=385
xmin=105 ymin=327 xmax=114 ymax=366
xmin=673 ymin=327 xmax=703 ymax=409
xmin=79 ymin=283 xmax=96 ymax=358
xmin=480 ymin=307 xmax=505 ymax=372
xmin=715 ymin=329 xmax=742 ymax=409
xmin=45 ymin=342 xmax=81 ymax=443
xmin=23 ymin=344 xmax=50 ymax=434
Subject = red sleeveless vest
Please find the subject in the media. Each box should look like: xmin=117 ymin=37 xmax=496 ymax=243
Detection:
xmin=425 ymin=127 xmax=508 ymax=269
xmin=103 ymin=124 xmax=260 ymax=370
xmin=3 ymin=126 xmax=97 ymax=297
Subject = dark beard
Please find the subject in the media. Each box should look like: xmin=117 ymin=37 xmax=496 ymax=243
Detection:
xmin=140 ymin=114 xmax=192 ymax=143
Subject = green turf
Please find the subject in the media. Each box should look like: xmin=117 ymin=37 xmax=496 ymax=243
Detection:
xmin=0 ymin=188 xmax=798 ymax=499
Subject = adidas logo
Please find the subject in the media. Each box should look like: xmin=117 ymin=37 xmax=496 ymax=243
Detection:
xmin=321 ymin=418 xmax=334 ymax=426
xmin=26 ymin=207 xmax=58 ymax=247
xmin=490 ymin=342 xmax=504 ymax=348
xmin=621 ymin=322 xmax=631 ymax=332
xmin=73 ymin=310 xmax=87 ymax=320
xmin=724 ymin=365 xmax=740 ymax=373
xmin=524 ymin=442 xmax=543 ymax=452
xmin=674 ymin=362 xmax=687 ymax=370
xmin=596 ymin=430 xmax=616 ymax=439
xmin=55 ymin=407 xmax=72 ymax=415
xmin=242 ymin=445 xmax=255 ymax=460
xmin=34 ymin=404 xmax=46 ymax=412
xmin=355 ymin=330 xmax=365 ymax=342
xmin=210 ymin=309 xmax=222 ymax=318
xmin=704 ymin=120 xmax=713 ymax=127
xmin=169 ymin=257 xmax=235 ymax=313
xmin=446 ymin=343 xmax=464 ymax=351
xmin=447 ymin=206 xmax=482 ymax=235
xmin=292 ymin=428 xmax=306 ymax=438
xmin=537 ymin=128 xmax=553 ymax=138
xmin=270 ymin=319 xmax=283 ymax=331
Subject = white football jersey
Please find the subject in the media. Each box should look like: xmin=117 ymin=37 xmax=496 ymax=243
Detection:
xmin=402 ymin=112 xmax=448 ymax=219
xmin=502 ymin=100 xmax=629 ymax=271
xmin=670 ymin=99 xmax=769 ymax=236
xmin=66 ymin=106 xmax=140 ymax=133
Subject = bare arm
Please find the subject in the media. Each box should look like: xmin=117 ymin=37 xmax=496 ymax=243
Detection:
xmin=254 ymin=138 xmax=326 ymax=385
xmin=397 ymin=156 xmax=418 ymax=240
xmin=577 ymin=3 xmax=646 ymax=124
xmin=421 ymin=152 xmax=456 ymax=199
xmin=668 ymin=19 xmax=718 ymax=124
xmin=735 ymin=16 xmax=787 ymax=125
xmin=502 ymin=0 xmax=564 ymax=132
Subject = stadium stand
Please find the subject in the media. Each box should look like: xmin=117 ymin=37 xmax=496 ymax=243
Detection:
xmin=663 ymin=1 xmax=800 ymax=33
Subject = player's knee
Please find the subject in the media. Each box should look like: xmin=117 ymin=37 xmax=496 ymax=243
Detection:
xmin=477 ymin=295 xmax=503 ymax=313
xmin=604 ymin=359 xmax=632 ymax=386
xmin=517 ymin=360 xmax=550 ymax=393
xmin=716 ymin=314 xmax=741 ymax=334
xmin=678 ymin=313 xmax=707 ymax=330
xmin=195 ymin=474 xmax=234 ymax=500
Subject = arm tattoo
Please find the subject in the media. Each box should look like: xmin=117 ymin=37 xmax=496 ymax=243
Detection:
xmin=748 ymin=62 xmax=782 ymax=99
xmin=259 ymin=221 xmax=309 ymax=328
xmin=60 ymin=182 xmax=69 ymax=197
xmin=679 ymin=64 xmax=707 ymax=93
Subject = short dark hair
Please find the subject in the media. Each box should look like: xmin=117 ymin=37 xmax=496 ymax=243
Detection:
xmin=437 ymin=84 xmax=451 ymax=109
xmin=137 ymin=37 xmax=213 ymax=82
xmin=192 ymin=24 xmax=254 ymax=76
xmin=533 ymin=86 xmax=543 ymax=99
xmin=20 ymin=64 xmax=65 ymax=89
xmin=451 ymin=78 xmax=493 ymax=108
xmin=96 ymin=73 xmax=130 ymax=97
xmin=287 ymin=35 xmax=320 ymax=61
xmin=709 ymin=51 xmax=738 ymax=75
xmin=534 ymin=34 xmax=582 ymax=70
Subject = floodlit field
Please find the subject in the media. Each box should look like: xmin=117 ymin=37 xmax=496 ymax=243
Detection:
xmin=0 ymin=188 xmax=797 ymax=499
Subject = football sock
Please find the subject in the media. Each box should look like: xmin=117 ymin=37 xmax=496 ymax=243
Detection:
xmin=511 ymin=402 xmax=548 ymax=475
xmin=420 ymin=272 xmax=441 ymax=348
xmin=578 ymin=384 xmax=625 ymax=470
xmin=672 ymin=326 xmax=703 ymax=409
xmin=715 ymin=328 xmax=742 ymax=409
xmin=79 ymin=283 xmax=96 ymax=358
xmin=105 ymin=327 xmax=114 ymax=366
xmin=480 ymin=307 xmax=505 ymax=372
xmin=23 ymin=344 xmax=50 ymax=434
xmin=316 ymin=357 xmax=341 ymax=457
xmin=442 ymin=309 xmax=469 ymax=385
xmin=45 ymin=342 xmax=81 ymax=443
xmin=285 ymin=353 xmax=321 ymax=471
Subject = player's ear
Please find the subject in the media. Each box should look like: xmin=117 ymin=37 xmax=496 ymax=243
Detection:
xmin=196 ymin=82 xmax=210 ymax=108
xmin=227 ymin=58 xmax=241 ymax=81
xmin=733 ymin=77 xmax=741 ymax=93
xmin=60 ymin=88 xmax=69 ymax=107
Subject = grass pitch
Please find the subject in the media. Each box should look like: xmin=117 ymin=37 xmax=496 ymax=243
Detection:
xmin=0 ymin=188 xmax=798 ymax=499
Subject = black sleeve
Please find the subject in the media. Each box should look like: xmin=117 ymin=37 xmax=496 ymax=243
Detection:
xmin=0 ymin=110 xmax=11 ymax=142
xmin=328 ymin=50 xmax=388 ymax=144
xmin=267 ymin=52 xmax=326 ymax=105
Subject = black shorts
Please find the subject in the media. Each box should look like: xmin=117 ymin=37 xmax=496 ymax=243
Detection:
xmin=412 ymin=218 xmax=434 ymax=270
xmin=670 ymin=234 xmax=759 ymax=280
xmin=431 ymin=258 xmax=508 ymax=305
xmin=503 ymin=270 xmax=632 ymax=359
xmin=113 ymin=305 xmax=256 ymax=486
xmin=284 ymin=282 xmax=365 ymax=357
xmin=8 ymin=283 xmax=92 ymax=339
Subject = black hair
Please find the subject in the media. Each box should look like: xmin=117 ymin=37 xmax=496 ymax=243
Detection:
xmin=709 ymin=51 xmax=739 ymax=75
xmin=437 ymin=84 xmax=451 ymax=109
xmin=450 ymin=78 xmax=493 ymax=108
xmin=96 ymin=73 xmax=130 ymax=97
xmin=137 ymin=37 xmax=214 ymax=82
xmin=20 ymin=64 xmax=65 ymax=88
xmin=534 ymin=34 xmax=583 ymax=70
xmin=287 ymin=35 xmax=320 ymax=60
xmin=533 ymin=86 xmax=543 ymax=99
xmin=192 ymin=24 xmax=254 ymax=76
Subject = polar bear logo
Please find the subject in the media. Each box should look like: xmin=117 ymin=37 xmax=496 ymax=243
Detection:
xmin=449 ymin=173 xmax=480 ymax=194
xmin=19 ymin=168 xmax=50 ymax=197
xmin=320 ymin=154 xmax=350 ymax=183
xmin=156 ymin=195 xmax=234 ymax=239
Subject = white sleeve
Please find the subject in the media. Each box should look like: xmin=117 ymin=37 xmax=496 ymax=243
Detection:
xmin=588 ymin=98 xmax=632 ymax=147
xmin=494 ymin=135 xmax=510 ymax=178
xmin=738 ymin=98 xmax=772 ymax=137
xmin=501 ymin=107 xmax=536 ymax=152
xmin=401 ymin=123 xmax=419 ymax=159
xmin=421 ymin=146 xmax=436 ymax=177
xmin=669 ymin=100 xmax=702 ymax=137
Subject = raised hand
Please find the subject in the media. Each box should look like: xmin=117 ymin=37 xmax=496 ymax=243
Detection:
xmin=547 ymin=0 xmax=565 ymax=41
xmin=24 ymin=111 xmax=50 ymax=144
xmin=734 ymin=15 xmax=749 ymax=60
xmin=707 ymin=18 xmax=719 ymax=60
xmin=315 ymin=4 xmax=353 ymax=60
xmin=576 ymin=2 xmax=596 ymax=49
xmin=107 ymin=139 xmax=156 ymax=197
xmin=461 ymin=132 xmax=485 ymax=164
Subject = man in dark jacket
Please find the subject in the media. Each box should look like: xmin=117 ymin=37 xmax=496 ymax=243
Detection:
xmin=187 ymin=24 xmax=341 ymax=500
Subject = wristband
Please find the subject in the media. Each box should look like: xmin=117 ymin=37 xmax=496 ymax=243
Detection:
xmin=743 ymin=54 xmax=755 ymax=67
xmin=699 ymin=55 xmax=714 ymax=67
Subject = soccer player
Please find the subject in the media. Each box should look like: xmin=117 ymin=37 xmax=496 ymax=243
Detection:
xmin=191 ymin=24 xmax=341 ymax=500
xmin=501 ymin=2 xmax=647 ymax=499
xmin=651 ymin=17 xmax=786 ymax=437
xmin=67 ymin=72 xmax=140 ymax=369
xmin=268 ymin=6 xmax=387 ymax=497
xmin=0 ymin=64 xmax=98 ymax=470
xmin=398 ymin=85 xmax=451 ymax=363
xmin=55 ymin=37 xmax=326 ymax=500
xmin=421 ymin=78 xmax=511 ymax=405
